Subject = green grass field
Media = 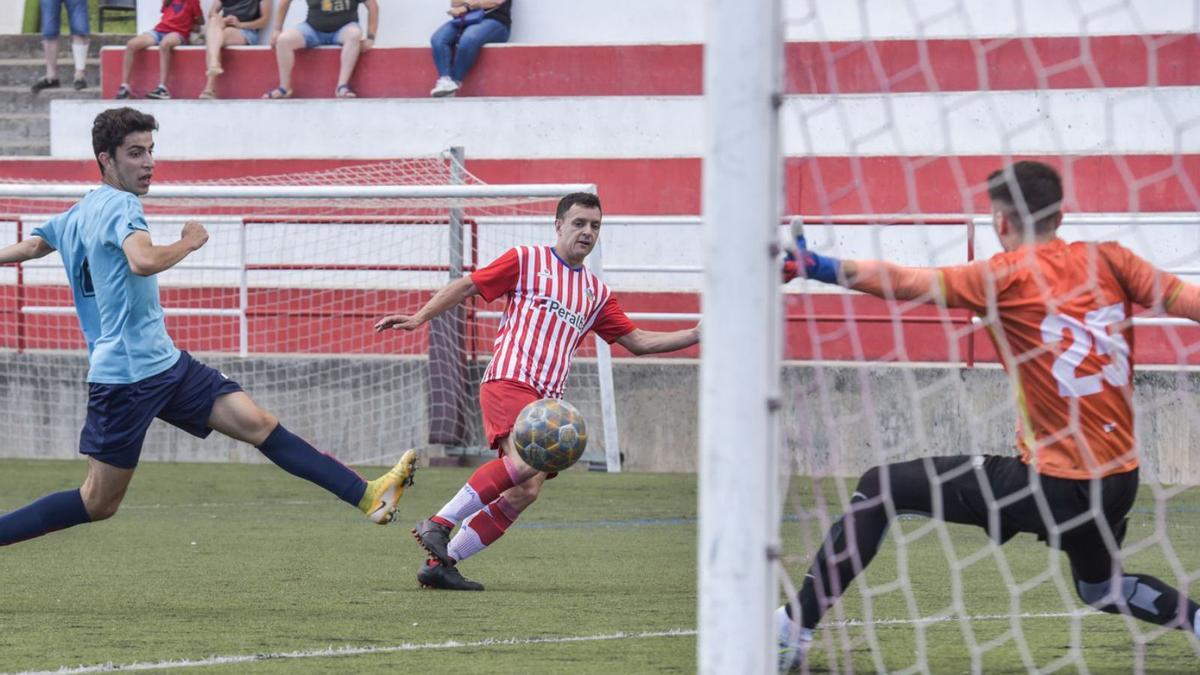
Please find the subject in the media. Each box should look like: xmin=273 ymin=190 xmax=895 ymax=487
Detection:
xmin=1 ymin=459 xmax=1198 ymax=673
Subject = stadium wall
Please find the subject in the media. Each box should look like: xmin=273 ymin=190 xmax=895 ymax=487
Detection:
xmin=139 ymin=0 xmax=1197 ymax=47
xmin=3 ymin=352 xmax=1198 ymax=485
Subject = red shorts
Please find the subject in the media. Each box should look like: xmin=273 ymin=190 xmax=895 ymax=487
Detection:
xmin=479 ymin=378 xmax=541 ymax=452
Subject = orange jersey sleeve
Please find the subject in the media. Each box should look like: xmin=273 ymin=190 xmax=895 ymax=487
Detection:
xmin=1097 ymin=241 xmax=1185 ymax=312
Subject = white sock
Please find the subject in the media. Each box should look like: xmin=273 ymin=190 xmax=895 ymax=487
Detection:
xmin=776 ymin=606 xmax=813 ymax=659
xmin=1194 ymin=608 xmax=1200 ymax=636
xmin=446 ymin=520 xmax=487 ymax=563
xmin=71 ymin=41 xmax=87 ymax=75
xmin=435 ymin=484 xmax=485 ymax=526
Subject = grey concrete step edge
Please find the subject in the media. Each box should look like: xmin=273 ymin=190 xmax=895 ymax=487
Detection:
xmin=0 ymin=58 xmax=103 ymax=66
xmin=0 ymin=85 xmax=101 ymax=94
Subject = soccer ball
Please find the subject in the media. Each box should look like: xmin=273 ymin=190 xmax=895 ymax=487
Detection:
xmin=512 ymin=398 xmax=588 ymax=473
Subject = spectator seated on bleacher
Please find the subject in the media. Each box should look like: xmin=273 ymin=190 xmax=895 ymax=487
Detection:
xmin=116 ymin=0 xmax=205 ymax=100
xmin=430 ymin=0 xmax=512 ymax=97
xmin=265 ymin=0 xmax=379 ymax=99
xmin=201 ymin=0 xmax=272 ymax=99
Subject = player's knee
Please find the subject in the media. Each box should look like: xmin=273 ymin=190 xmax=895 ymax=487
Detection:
xmin=253 ymin=409 xmax=279 ymax=437
xmin=81 ymin=491 xmax=123 ymax=521
xmin=506 ymin=478 xmax=543 ymax=509
xmin=1075 ymin=577 xmax=1119 ymax=609
xmin=855 ymin=466 xmax=883 ymax=502
xmin=341 ymin=25 xmax=362 ymax=43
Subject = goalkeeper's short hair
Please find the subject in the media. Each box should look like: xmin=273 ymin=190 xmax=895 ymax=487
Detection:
xmin=987 ymin=160 xmax=1063 ymax=235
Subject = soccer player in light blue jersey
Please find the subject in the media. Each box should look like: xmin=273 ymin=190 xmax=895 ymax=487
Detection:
xmin=0 ymin=107 xmax=416 ymax=547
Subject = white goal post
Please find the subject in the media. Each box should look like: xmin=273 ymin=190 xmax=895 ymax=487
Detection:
xmin=699 ymin=0 xmax=783 ymax=672
xmin=0 ymin=176 xmax=629 ymax=473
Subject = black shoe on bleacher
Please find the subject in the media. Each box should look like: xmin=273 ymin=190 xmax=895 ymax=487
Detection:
xmin=31 ymin=77 xmax=60 ymax=94
xmin=417 ymin=558 xmax=484 ymax=591
xmin=412 ymin=518 xmax=453 ymax=565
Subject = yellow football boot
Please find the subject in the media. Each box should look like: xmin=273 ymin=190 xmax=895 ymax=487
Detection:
xmin=359 ymin=449 xmax=417 ymax=524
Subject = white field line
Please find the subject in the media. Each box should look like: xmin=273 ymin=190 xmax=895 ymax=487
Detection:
xmin=11 ymin=612 xmax=1106 ymax=675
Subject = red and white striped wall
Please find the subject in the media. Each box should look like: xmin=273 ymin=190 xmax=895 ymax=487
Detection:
xmin=8 ymin=2 xmax=1199 ymax=362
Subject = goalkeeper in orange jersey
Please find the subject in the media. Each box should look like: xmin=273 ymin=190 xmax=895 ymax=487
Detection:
xmin=776 ymin=160 xmax=1200 ymax=669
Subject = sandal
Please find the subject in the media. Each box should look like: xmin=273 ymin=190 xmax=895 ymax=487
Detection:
xmin=199 ymin=89 xmax=216 ymax=99
xmin=263 ymin=86 xmax=292 ymax=99
xmin=335 ymin=84 xmax=357 ymax=98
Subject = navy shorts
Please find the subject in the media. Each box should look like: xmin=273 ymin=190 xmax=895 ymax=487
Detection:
xmin=79 ymin=351 xmax=243 ymax=469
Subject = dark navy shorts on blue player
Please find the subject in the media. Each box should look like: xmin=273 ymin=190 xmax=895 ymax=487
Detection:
xmin=79 ymin=351 xmax=243 ymax=469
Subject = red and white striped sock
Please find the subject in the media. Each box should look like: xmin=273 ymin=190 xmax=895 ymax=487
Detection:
xmin=433 ymin=456 xmax=520 ymax=526
xmin=446 ymin=496 xmax=520 ymax=563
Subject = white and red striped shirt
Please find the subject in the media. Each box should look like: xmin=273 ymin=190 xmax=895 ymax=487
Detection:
xmin=471 ymin=245 xmax=636 ymax=398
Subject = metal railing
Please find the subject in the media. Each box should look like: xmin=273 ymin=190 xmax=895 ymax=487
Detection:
xmin=5 ymin=212 xmax=1199 ymax=360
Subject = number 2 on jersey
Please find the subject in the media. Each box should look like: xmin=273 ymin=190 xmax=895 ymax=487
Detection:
xmin=1040 ymin=302 xmax=1130 ymax=398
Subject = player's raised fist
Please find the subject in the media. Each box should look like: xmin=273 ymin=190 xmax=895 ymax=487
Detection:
xmin=181 ymin=221 xmax=208 ymax=251
xmin=374 ymin=314 xmax=423 ymax=332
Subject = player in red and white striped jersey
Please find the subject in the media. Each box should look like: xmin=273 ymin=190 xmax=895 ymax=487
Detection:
xmin=374 ymin=192 xmax=700 ymax=590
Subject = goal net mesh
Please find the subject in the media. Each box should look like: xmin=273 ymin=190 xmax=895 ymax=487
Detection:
xmin=776 ymin=1 xmax=1200 ymax=671
xmin=0 ymin=158 xmax=614 ymax=470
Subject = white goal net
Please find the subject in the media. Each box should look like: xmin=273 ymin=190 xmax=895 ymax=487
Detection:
xmin=0 ymin=155 xmax=620 ymax=471
xmin=703 ymin=1 xmax=1200 ymax=672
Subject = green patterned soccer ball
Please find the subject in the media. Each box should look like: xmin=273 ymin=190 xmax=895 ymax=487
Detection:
xmin=513 ymin=398 xmax=588 ymax=473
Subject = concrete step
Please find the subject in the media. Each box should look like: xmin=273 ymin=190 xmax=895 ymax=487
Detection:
xmin=0 ymin=34 xmax=133 ymax=60
xmin=0 ymin=139 xmax=49 ymax=157
xmin=0 ymin=58 xmax=102 ymax=88
xmin=0 ymin=113 xmax=50 ymax=140
xmin=0 ymin=85 xmax=100 ymax=114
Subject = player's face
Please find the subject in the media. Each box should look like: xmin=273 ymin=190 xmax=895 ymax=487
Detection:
xmin=554 ymin=205 xmax=602 ymax=263
xmin=101 ymin=131 xmax=155 ymax=196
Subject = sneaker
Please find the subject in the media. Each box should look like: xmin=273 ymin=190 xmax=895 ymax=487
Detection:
xmin=775 ymin=606 xmax=812 ymax=672
xmin=430 ymin=76 xmax=459 ymax=97
xmin=114 ymin=84 xmax=132 ymax=100
xmin=145 ymin=85 xmax=171 ymax=100
xmin=31 ymin=77 xmax=60 ymax=94
xmin=73 ymin=78 xmax=87 ymax=91
xmin=412 ymin=517 xmax=453 ymax=564
xmin=361 ymin=449 xmax=417 ymax=524
xmin=417 ymin=558 xmax=484 ymax=591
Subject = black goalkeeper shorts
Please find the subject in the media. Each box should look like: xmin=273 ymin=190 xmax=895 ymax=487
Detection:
xmin=877 ymin=454 xmax=1138 ymax=578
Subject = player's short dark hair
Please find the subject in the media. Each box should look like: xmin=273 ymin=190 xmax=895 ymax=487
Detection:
xmin=986 ymin=160 xmax=1063 ymax=235
xmin=92 ymin=107 xmax=158 ymax=174
xmin=555 ymin=193 xmax=602 ymax=220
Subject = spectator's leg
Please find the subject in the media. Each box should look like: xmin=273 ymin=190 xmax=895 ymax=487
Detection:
xmin=429 ymin=21 xmax=459 ymax=78
xmin=449 ymin=20 xmax=510 ymax=84
xmin=66 ymin=0 xmax=90 ymax=82
xmin=39 ymin=0 xmax=63 ymax=81
xmin=122 ymin=34 xmax=156 ymax=88
xmin=157 ymin=33 xmax=183 ymax=88
xmin=71 ymin=36 xmax=89 ymax=83
xmin=42 ymin=38 xmax=60 ymax=81
xmin=274 ymin=30 xmax=306 ymax=93
xmin=205 ymin=21 xmax=228 ymax=75
xmin=205 ymin=27 xmax=248 ymax=95
xmin=335 ymin=24 xmax=364 ymax=90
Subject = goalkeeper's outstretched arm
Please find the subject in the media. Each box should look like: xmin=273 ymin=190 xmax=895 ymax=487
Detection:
xmin=1163 ymin=282 xmax=1200 ymax=323
xmin=374 ymin=276 xmax=479 ymax=332
xmin=783 ymin=226 xmax=935 ymax=301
